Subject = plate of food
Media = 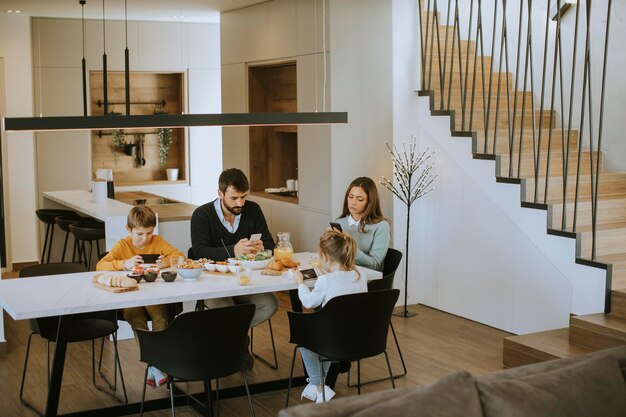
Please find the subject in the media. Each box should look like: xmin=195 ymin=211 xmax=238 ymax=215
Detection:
xmin=229 ymin=250 xmax=273 ymax=270
xmin=176 ymin=259 xmax=204 ymax=280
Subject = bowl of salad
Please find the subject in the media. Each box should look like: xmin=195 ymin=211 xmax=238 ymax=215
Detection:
xmin=229 ymin=250 xmax=273 ymax=270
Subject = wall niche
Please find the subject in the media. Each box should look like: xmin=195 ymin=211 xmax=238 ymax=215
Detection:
xmin=90 ymin=71 xmax=185 ymax=185
xmin=248 ymin=62 xmax=298 ymax=203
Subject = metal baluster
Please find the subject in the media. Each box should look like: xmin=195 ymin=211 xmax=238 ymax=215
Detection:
xmin=556 ymin=1 xmax=568 ymax=216
xmin=418 ymin=0 xmax=426 ymax=90
xmin=433 ymin=0 xmax=446 ymax=109
xmin=517 ymin=1 xmax=531 ymax=179
xmin=476 ymin=0 xmax=488 ymax=140
xmin=469 ymin=0 xmax=487 ymax=133
xmin=447 ymin=0 xmax=460 ymax=110
xmin=492 ymin=0 xmax=508 ymax=157
xmin=586 ymin=53 xmax=596 ymax=260
xmin=593 ymin=0 xmax=614 ymax=260
xmin=510 ymin=0 xmax=525 ymax=177
xmin=502 ymin=0 xmax=514 ymax=177
xmin=440 ymin=0 xmax=452 ymax=110
xmin=484 ymin=0 xmax=498 ymax=153
xmin=461 ymin=0 xmax=474 ymax=130
xmin=526 ymin=0 xmax=538 ymax=185
xmin=427 ymin=1 xmax=437 ymax=90
xmin=562 ymin=0 xmax=581 ymax=231
xmin=573 ymin=0 xmax=593 ymax=233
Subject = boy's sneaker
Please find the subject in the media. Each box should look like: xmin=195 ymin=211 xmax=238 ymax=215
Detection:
xmin=146 ymin=366 xmax=156 ymax=388
xmin=152 ymin=367 xmax=169 ymax=387
xmin=301 ymin=381 xmax=318 ymax=402
xmin=315 ymin=385 xmax=335 ymax=403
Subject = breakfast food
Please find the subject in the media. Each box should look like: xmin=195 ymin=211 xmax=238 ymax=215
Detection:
xmin=262 ymin=258 xmax=300 ymax=275
xmin=236 ymin=251 xmax=272 ymax=262
xmin=179 ymin=259 xmax=203 ymax=269
xmin=95 ymin=274 xmax=138 ymax=288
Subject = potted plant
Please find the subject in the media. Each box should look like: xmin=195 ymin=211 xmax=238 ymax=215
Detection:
xmin=108 ymin=111 xmax=125 ymax=165
xmin=155 ymin=106 xmax=176 ymax=181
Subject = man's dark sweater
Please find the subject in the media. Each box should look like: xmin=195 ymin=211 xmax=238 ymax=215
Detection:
xmin=190 ymin=199 xmax=275 ymax=261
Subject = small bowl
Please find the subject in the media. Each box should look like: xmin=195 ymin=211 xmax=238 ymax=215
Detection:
xmin=127 ymin=273 xmax=143 ymax=283
xmin=143 ymin=272 xmax=158 ymax=282
xmin=161 ymin=271 xmax=178 ymax=282
xmin=204 ymin=262 xmax=216 ymax=272
xmin=227 ymin=258 xmax=238 ymax=265
xmin=177 ymin=267 xmax=203 ymax=280
xmin=216 ymin=264 xmax=229 ymax=273
xmin=228 ymin=264 xmax=241 ymax=274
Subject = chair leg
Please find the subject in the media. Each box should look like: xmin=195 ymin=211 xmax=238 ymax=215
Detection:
xmin=383 ymin=351 xmax=396 ymax=389
xmin=140 ymin=366 xmax=149 ymax=417
xmin=61 ymin=231 xmax=70 ymax=262
xmin=169 ymin=379 xmax=176 ymax=417
xmin=41 ymin=223 xmax=51 ymax=264
xmin=92 ymin=334 xmax=128 ymax=404
xmin=250 ymin=319 xmax=278 ymax=369
xmin=320 ymin=359 xmax=326 ymax=402
xmin=46 ymin=223 xmax=55 ymax=263
xmin=346 ymin=322 xmax=407 ymax=388
xmin=205 ymin=379 xmax=213 ymax=416
xmin=357 ymin=360 xmax=361 ymax=395
xmin=241 ymin=370 xmax=255 ymax=417
xmin=284 ymin=345 xmax=299 ymax=408
xmin=113 ymin=333 xmax=129 ymax=404
xmin=216 ymin=378 xmax=221 ymax=417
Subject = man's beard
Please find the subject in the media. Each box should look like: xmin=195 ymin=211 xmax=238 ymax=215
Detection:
xmin=223 ymin=200 xmax=243 ymax=215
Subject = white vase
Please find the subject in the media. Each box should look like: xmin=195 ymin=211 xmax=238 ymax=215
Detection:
xmin=166 ymin=168 xmax=179 ymax=181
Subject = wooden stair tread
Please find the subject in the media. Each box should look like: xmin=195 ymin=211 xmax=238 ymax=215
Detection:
xmin=503 ymin=328 xmax=593 ymax=367
xmin=573 ymin=221 xmax=626 ymax=233
xmin=571 ymin=313 xmax=626 ymax=339
xmin=595 ymin=253 xmax=626 ymax=270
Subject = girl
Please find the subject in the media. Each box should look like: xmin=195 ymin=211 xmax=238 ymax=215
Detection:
xmin=293 ymin=229 xmax=368 ymax=403
xmin=334 ymin=177 xmax=390 ymax=271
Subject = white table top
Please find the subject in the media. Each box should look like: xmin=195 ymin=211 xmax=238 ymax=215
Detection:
xmin=43 ymin=190 xmax=131 ymax=222
xmin=0 ymin=253 xmax=382 ymax=320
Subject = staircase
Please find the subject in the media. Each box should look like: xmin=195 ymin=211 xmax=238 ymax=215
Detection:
xmin=417 ymin=1 xmax=626 ymax=367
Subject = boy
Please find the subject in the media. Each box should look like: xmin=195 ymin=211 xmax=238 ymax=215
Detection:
xmin=97 ymin=205 xmax=184 ymax=388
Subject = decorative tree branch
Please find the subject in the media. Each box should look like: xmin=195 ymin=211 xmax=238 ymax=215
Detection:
xmin=380 ymin=137 xmax=437 ymax=317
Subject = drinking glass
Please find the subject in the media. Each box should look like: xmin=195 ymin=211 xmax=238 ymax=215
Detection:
xmin=238 ymin=268 xmax=252 ymax=286
xmin=170 ymin=255 xmax=184 ymax=269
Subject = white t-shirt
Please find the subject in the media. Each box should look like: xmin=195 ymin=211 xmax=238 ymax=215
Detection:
xmin=298 ymin=269 xmax=367 ymax=309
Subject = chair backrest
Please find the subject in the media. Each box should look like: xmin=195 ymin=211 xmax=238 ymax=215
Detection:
xmin=187 ymin=247 xmax=194 ymax=259
xmin=288 ymin=289 xmax=400 ymax=362
xmin=368 ymin=248 xmax=403 ymax=292
xmin=20 ymin=263 xmax=89 ymax=337
xmin=137 ymin=304 xmax=255 ymax=382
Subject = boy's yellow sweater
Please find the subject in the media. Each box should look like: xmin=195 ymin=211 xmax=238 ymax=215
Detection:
xmin=96 ymin=235 xmax=184 ymax=271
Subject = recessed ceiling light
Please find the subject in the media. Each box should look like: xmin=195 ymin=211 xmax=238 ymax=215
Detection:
xmin=4 ymin=9 xmax=21 ymax=13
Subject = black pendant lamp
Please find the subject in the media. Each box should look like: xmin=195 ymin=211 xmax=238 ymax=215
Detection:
xmin=124 ymin=0 xmax=130 ymax=115
xmin=80 ymin=0 xmax=87 ymax=116
xmin=102 ymin=0 xmax=108 ymax=115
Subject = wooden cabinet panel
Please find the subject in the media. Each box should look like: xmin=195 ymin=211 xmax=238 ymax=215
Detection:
xmin=89 ymin=71 xmax=186 ymax=184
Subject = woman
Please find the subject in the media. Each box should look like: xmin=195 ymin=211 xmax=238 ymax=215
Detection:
xmin=334 ymin=177 xmax=390 ymax=271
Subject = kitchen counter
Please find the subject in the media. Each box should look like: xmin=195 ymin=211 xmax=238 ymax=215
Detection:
xmin=42 ymin=190 xmax=196 ymax=252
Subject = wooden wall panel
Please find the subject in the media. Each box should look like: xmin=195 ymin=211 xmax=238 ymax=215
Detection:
xmin=89 ymin=71 xmax=185 ymax=183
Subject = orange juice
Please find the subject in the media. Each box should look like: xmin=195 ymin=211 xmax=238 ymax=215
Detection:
xmin=238 ymin=268 xmax=252 ymax=285
xmin=274 ymin=247 xmax=294 ymax=261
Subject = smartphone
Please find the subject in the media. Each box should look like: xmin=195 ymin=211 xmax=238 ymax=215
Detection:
xmin=140 ymin=254 xmax=160 ymax=263
xmin=329 ymin=222 xmax=343 ymax=232
xmin=300 ymin=268 xmax=318 ymax=280
xmin=250 ymin=233 xmax=262 ymax=242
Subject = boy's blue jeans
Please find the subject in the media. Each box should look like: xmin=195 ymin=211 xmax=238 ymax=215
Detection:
xmin=300 ymin=347 xmax=331 ymax=386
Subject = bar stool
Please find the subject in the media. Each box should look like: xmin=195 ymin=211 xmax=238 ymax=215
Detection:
xmin=35 ymin=209 xmax=81 ymax=263
xmin=55 ymin=216 xmax=84 ymax=263
xmin=69 ymin=221 xmax=105 ymax=270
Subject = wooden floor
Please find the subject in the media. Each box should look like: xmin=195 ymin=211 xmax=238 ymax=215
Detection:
xmin=0 ymin=292 xmax=510 ymax=417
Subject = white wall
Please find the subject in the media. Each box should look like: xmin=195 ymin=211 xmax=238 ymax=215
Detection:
xmin=0 ymin=15 xmax=39 ymax=265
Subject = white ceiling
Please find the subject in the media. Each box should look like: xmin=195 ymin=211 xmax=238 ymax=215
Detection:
xmin=0 ymin=0 xmax=268 ymax=23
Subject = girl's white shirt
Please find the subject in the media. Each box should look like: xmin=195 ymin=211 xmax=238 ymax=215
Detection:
xmin=297 ymin=269 xmax=367 ymax=309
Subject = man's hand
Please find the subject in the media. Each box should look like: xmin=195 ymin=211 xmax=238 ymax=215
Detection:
xmin=251 ymin=239 xmax=264 ymax=252
xmin=124 ymin=255 xmax=142 ymax=270
xmin=234 ymin=238 xmax=256 ymax=256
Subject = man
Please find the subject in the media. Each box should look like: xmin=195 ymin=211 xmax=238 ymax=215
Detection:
xmin=191 ymin=168 xmax=277 ymax=327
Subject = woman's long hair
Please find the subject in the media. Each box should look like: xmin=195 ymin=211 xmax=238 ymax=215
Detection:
xmin=339 ymin=177 xmax=387 ymax=233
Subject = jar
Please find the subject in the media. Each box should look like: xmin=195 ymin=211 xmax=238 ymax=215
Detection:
xmin=274 ymin=232 xmax=294 ymax=261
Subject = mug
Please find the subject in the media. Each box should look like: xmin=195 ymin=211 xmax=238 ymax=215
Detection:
xmin=286 ymin=179 xmax=296 ymax=191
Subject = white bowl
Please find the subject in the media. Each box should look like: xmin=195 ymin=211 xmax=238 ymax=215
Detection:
xmin=236 ymin=258 xmax=273 ymax=270
xmin=204 ymin=262 xmax=216 ymax=272
xmin=216 ymin=264 xmax=230 ymax=273
xmin=228 ymin=264 xmax=241 ymax=273
xmin=176 ymin=267 xmax=203 ymax=280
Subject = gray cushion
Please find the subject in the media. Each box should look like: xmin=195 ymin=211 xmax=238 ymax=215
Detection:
xmin=477 ymin=353 xmax=626 ymax=417
xmin=279 ymin=371 xmax=482 ymax=417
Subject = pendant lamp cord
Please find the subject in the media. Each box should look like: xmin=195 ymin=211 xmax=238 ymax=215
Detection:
xmin=322 ymin=0 xmax=326 ymax=112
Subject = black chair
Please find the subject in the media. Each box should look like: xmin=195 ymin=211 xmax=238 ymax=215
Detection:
xmin=348 ymin=248 xmax=407 ymax=388
xmin=189 ymin=246 xmax=279 ymax=370
xmin=137 ymin=305 xmax=256 ymax=417
xmin=19 ymin=263 xmax=128 ymax=416
xmin=35 ymin=209 xmax=81 ymax=263
xmin=69 ymin=221 xmax=105 ymax=270
xmin=285 ymin=289 xmax=400 ymax=406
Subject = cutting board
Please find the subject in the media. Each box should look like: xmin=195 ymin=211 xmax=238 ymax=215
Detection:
xmin=92 ymin=282 xmax=139 ymax=293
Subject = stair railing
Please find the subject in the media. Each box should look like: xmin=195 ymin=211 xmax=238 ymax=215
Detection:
xmin=417 ymin=0 xmax=614 ymax=261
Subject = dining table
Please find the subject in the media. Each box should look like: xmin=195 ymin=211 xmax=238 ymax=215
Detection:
xmin=0 ymin=253 xmax=382 ymax=417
